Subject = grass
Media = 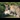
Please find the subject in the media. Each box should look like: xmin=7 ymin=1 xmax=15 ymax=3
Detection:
xmin=4 ymin=15 xmax=16 ymax=18
xmin=0 ymin=14 xmax=16 ymax=18
xmin=4 ymin=13 xmax=16 ymax=18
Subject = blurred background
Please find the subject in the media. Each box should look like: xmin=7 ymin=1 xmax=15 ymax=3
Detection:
xmin=0 ymin=2 xmax=20 ymax=18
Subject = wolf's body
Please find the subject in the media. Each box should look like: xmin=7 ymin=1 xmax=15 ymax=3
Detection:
xmin=16 ymin=6 xmax=20 ymax=18
xmin=16 ymin=8 xmax=19 ymax=18
xmin=10 ymin=5 xmax=18 ymax=15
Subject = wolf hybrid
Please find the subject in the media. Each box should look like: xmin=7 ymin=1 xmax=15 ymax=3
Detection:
xmin=4 ymin=4 xmax=10 ymax=15
xmin=9 ymin=5 xmax=18 ymax=16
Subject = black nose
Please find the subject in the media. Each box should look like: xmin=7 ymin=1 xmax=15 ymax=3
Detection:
xmin=10 ymin=11 xmax=14 ymax=14
xmin=14 ymin=12 xmax=17 ymax=15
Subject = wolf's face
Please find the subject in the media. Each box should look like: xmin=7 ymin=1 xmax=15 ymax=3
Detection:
xmin=10 ymin=5 xmax=18 ymax=12
xmin=10 ymin=5 xmax=15 ymax=11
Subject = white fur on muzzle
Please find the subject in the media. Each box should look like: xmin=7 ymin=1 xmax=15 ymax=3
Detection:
xmin=4 ymin=10 xmax=10 ymax=15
